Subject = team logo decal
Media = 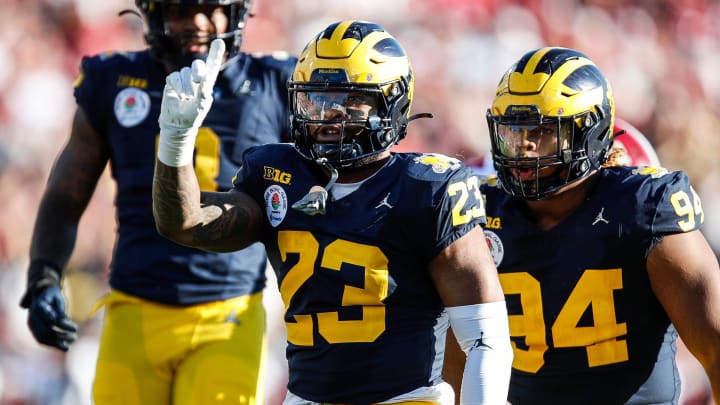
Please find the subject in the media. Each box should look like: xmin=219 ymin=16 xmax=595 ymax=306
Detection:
xmin=264 ymin=185 xmax=288 ymax=227
xmin=414 ymin=153 xmax=461 ymax=173
xmin=484 ymin=230 xmax=504 ymax=267
xmin=263 ymin=166 xmax=292 ymax=184
xmin=632 ymin=167 xmax=669 ymax=178
xmin=114 ymin=87 xmax=150 ymax=128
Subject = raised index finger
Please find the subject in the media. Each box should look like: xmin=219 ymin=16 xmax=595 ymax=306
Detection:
xmin=201 ymin=38 xmax=226 ymax=94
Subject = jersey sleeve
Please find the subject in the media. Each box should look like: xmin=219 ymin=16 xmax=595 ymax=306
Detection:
xmin=634 ymin=168 xmax=705 ymax=235
xmin=231 ymin=145 xmax=264 ymax=196
xmin=73 ymin=53 xmax=116 ymax=135
xmin=253 ymin=52 xmax=298 ymax=143
xmin=405 ymin=154 xmax=487 ymax=258
xmin=434 ymin=164 xmax=487 ymax=252
xmin=271 ymin=55 xmax=297 ymax=143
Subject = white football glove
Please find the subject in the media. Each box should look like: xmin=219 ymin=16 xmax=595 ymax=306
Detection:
xmin=157 ymin=39 xmax=225 ymax=167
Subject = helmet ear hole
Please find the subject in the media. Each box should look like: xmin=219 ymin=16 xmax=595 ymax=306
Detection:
xmin=382 ymin=130 xmax=395 ymax=145
xmin=583 ymin=112 xmax=597 ymax=128
xmin=586 ymin=126 xmax=613 ymax=167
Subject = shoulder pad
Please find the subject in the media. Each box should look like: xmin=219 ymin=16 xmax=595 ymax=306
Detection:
xmin=412 ymin=153 xmax=462 ymax=172
xmin=407 ymin=153 xmax=465 ymax=181
xmin=81 ymin=50 xmax=144 ymax=72
xmin=251 ymin=50 xmax=293 ymax=61
xmin=98 ymin=51 xmax=129 ymax=61
xmin=90 ymin=50 xmax=143 ymax=64
xmin=478 ymin=174 xmax=500 ymax=187
xmin=608 ymin=166 xmax=704 ymax=235
xmin=629 ymin=166 xmax=671 ymax=178
xmin=249 ymin=51 xmax=298 ymax=72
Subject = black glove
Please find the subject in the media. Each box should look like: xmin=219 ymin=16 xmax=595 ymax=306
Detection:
xmin=20 ymin=261 xmax=78 ymax=351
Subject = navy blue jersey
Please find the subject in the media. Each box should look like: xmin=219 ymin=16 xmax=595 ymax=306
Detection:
xmin=74 ymin=49 xmax=297 ymax=305
xmin=233 ymin=144 xmax=486 ymax=403
xmin=481 ymin=166 xmax=706 ymax=404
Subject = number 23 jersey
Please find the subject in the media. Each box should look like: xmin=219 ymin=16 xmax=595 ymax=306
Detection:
xmin=481 ymin=166 xmax=705 ymax=404
xmin=233 ymin=144 xmax=486 ymax=404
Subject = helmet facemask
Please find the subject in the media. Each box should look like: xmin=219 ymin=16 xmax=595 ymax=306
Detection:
xmin=287 ymin=20 xmax=429 ymax=216
xmin=287 ymin=20 xmax=426 ymax=171
xmin=487 ymin=105 xmax=612 ymax=200
xmin=290 ymin=75 xmax=412 ymax=169
xmin=135 ymin=0 xmax=250 ymax=69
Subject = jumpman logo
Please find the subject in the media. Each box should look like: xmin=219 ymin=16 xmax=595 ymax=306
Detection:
xmin=224 ymin=310 xmax=242 ymax=325
xmin=237 ymin=79 xmax=254 ymax=95
xmin=592 ymin=207 xmax=609 ymax=225
xmin=472 ymin=331 xmax=492 ymax=350
xmin=375 ymin=193 xmax=394 ymax=209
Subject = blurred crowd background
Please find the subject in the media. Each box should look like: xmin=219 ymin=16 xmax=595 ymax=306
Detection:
xmin=1 ymin=0 xmax=718 ymax=404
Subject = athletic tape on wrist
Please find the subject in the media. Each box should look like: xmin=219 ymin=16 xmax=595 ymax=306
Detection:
xmin=157 ymin=127 xmax=198 ymax=167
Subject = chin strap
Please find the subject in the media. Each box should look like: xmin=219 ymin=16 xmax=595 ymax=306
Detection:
xmin=291 ymin=158 xmax=339 ymax=216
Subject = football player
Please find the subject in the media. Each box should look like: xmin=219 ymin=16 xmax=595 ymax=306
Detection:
xmin=152 ymin=21 xmax=513 ymax=404
xmin=477 ymin=47 xmax=720 ymax=404
xmin=19 ymin=1 xmax=296 ymax=404
xmin=448 ymin=116 xmax=666 ymax=404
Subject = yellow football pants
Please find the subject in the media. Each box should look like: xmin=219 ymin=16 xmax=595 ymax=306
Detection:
xmin=92 ymin=289 xmax=266 ymax=405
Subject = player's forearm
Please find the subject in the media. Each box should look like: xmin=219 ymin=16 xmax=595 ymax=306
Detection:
xmin=152 ymin=161 xmax=262 ymax=252
xmin=152 ymin=160 xmax=206 ymax=243
xmin=31 ymin=141 xmax=103 ymax=268
xmin=447 ymin=302 xmax=513 ymax=405
xmin=30 ymin=195 xmax=81 ymax=270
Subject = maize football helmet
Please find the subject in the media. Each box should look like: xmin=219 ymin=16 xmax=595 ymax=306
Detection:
xmin=135 ymin=0 xmax=251 ymax=68
xmin=486 ymin=47 xmax=615 ymax=200
xmin=288 ymin=20 xmax=419 ymax=169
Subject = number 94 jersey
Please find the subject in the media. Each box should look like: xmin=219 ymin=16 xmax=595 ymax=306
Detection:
xmin=481 ymin=166 xmax=705 ymax=404
xmin=233 ymin=144 xmax=486 ymax=404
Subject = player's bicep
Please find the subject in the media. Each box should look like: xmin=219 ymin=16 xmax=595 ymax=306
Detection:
xmin=192 ymin=190 xmax=265 ymax=252
xmin=647 ymin=230 xmax=720 ymax=367
xmin=644 ymin=170 xmax=704 ymax=234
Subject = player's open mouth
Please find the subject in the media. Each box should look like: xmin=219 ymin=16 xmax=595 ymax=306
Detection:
xmin=514 ymin=168 xmax=537 ymax=181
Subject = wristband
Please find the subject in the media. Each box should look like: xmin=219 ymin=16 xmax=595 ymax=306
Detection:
xmin=19 ymin=259 xmax=62 ymax=308
xmin=157 ymin=127 xmax=198 ymax=167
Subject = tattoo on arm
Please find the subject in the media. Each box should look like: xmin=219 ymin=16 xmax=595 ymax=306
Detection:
xmin=197 ymin=192 xmax=262 ymax=247
xmin=152 ymin=163 xmax=202 ymax=231
xmin=153 ymin=162 xmax=200 ymax=223
xmin=153 ymin=162 xmax=262 ymax=251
